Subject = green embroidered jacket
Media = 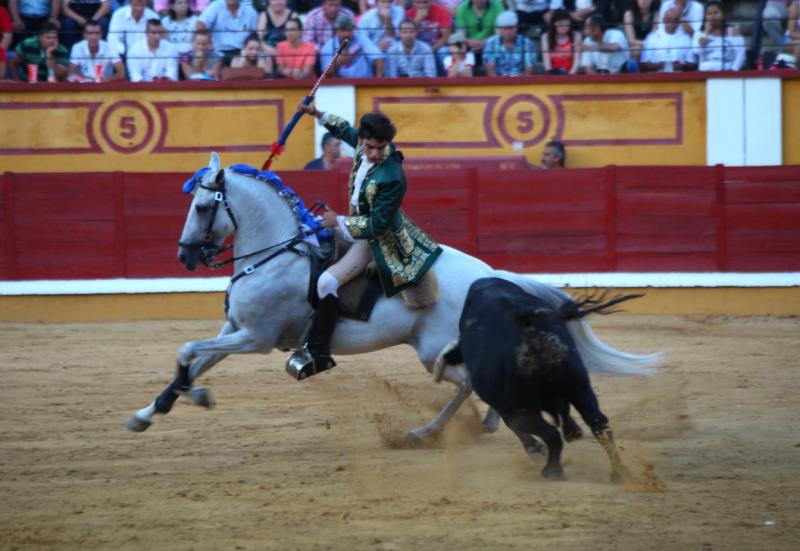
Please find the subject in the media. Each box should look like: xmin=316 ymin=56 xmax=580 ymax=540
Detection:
xmin=323 ymin=113 xmax=442 ymax=297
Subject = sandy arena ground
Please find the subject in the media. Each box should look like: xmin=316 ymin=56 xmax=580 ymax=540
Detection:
xmin=1 ymin=315 xmax=799 ymax=550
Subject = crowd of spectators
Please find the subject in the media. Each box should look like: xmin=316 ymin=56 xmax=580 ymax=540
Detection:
xmin=0 ymin=0 xmax=797 ymax=82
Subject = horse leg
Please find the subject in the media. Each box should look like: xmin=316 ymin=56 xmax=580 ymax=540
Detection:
xmin=408 ymin=362 xmax=472 ymax=442
xmin=432 ymin=339 xmax=500 ymax=434
xmin=481 ymin=408 xmax=502 ymax=433
xmin=125 ymin=324 xmax=265 ymax=432
xmin=505 ymin=411 xmax=564 ymax=480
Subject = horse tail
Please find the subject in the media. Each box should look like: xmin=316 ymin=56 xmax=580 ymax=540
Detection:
xmin=492 ymin=270 xmax=663 ymax=376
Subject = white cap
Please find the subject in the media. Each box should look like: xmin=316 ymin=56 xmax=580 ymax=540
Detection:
xmin=496 ymin=11 xmax=518 ymax=27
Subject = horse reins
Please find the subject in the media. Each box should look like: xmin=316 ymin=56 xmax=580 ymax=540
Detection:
xmin=180 ymin=177 xmax=326 ymax=275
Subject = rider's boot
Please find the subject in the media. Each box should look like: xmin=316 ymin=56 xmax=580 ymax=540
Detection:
xmin=285 ymin=295 xmax=338 ymax=380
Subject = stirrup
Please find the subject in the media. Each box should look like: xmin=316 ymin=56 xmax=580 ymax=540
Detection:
xmin=285 ymin=347 xmax=336 ymax=380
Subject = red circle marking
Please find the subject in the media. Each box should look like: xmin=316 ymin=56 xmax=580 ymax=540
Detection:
xmin=99 ymin=100 xmax=155 ymax=154
xmin=497 ymin=94 xmax=551 ymax=148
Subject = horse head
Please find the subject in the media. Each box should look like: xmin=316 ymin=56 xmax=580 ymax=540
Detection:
xmin=177 ymin=153 xmax=238 ymax=271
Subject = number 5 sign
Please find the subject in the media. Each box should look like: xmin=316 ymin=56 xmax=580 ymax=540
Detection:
xmin=497 ymin=94 xmax=551 ymax=148
xmin=97 ymin=100 xmax=156 ymax=154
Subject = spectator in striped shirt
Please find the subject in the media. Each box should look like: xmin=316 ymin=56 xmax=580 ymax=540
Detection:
xmin=385 ymin=19 xmax=436 ymax=77
xmin=10 ymin=20 xmax=68 ymax=80
xmin=303 ymin=0 xmax=355 ymax=48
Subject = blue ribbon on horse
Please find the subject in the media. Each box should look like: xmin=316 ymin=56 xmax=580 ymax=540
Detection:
xmin=181 ymin=164 xmax=332 ymax=242
xmin=182 ymin=167 xmax=211 ymax=194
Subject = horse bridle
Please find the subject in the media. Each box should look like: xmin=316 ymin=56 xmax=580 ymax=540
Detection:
xmin=177 ymin=174 xmax=241 ymax=268
xmin=178 ymin=171 xmax=322 ymax=272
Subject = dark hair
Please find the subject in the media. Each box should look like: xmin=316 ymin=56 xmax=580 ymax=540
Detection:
xmin=321 ymin=132 xmax=337 ymax=148
xmin=358 ymin=112 xmax=397 ymax=143
xmin=39 ymin=21 xmax=59 ymax=35
xmin=168 ymin=0 xmax=195 ymax=21
xmin=146 ymin=18 xmax=163 ymax=30
xmin=243 ymin=32 xmax=261 ymax=47
xmin=84 ymin=19 xmax=101 ymax=29
xmin=285 ymin=16 xmax=302 ymax=31
xmin=545 ymin=140 xmax=566 ymax=166
xmin=588 ymin=14 xmax=606 ymax=30
xmin=704 ymin=0 xmax=727 ymax=29
xmin=627 ymin=0 xmax=660 ymax=40
xmin=194 ymin=28 xmax=211 ymax=39
xmin=399 ymin=18 xmax=418 ymax=31
xmin=547 ymin=9 xmax=571 ymax=51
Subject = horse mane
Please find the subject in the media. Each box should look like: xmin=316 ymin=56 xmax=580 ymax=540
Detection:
xmin=182 ymin=163 xmax=331 ymax=241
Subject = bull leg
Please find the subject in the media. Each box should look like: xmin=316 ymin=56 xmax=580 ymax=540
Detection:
xmin=567 ymin=384 xmax=630 ymax=484
xmin=508 ymin=425 xmax=545 ymax=459
xmin=505 ymin=412 xmax=564 ymax=480
xmin=559 ymin=403 xmax=584 ymax=442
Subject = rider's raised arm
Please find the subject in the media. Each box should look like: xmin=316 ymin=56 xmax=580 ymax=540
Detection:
xmin=319 ymin=113 xmax=360 ymax=149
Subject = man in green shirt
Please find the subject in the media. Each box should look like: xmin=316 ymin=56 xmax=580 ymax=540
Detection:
xmin=287 ymin=103 xmax=442 ymax=380
xmin=10 ymin=21 xmax=68 ymax=82
xmin=454 ymin=0 xmax=504 ymax=59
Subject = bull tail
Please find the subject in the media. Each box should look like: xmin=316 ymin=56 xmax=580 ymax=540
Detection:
xmin=563 ymin=292 xmax=645 ymax=319
xmin=493 ymin=271 xmax=663 ymax=376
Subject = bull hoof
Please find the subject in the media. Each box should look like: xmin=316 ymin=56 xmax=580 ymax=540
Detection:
xmin=610 ymin=467 xmax=632 ymax=485
xmin=187 ymin=387 xmax=215 ymax=409
xmin=525 ymin=441 xmax=546 ymax=458
xmin=541 ymin=464 xmax=565 ymax=480
xmin=124 ymin=414 xmax=152 ymax=433
xmin=563 ymin=424 xmax=583 ymax=442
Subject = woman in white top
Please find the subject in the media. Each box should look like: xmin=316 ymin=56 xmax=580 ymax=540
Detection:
xmin=444 ymin=32 xmax=475 ymax=77
xmin=690 ymin=1 xmax=745 ymax=71
xmin=161 ymin=0 xmax=198 ymax=54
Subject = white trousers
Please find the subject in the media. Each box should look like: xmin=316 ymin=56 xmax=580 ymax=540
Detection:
xmin=317 ymin=239 xmax=371 ymax=299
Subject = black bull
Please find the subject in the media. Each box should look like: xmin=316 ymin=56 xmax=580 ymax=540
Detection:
xmin=437 ymin=277 xmax=638 ymax=482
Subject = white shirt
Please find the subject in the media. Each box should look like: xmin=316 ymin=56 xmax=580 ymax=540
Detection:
xmin=107 ymin=5 xmax=160 ymax=55
xmin=161 ymin=15 xmax=198 ymax=54
xmin=658 ymin=0 xmax=704 ymax=35
xmin=126 ymin=39 xmax=180 ymax=82
xmin=640 ymin=28 xmax=693 ymax=70
xmin=198 ymin=0 xmax=259 ymax=52
xmin=581 ymin=29 xmax=630 ymax=73
xmin=444 ymin=52 xmax=476 ymax=74
xmin=691 ymin=31 xmax=746 ymax=71
xmin=69 ymin=39 xmax=122 ymax=79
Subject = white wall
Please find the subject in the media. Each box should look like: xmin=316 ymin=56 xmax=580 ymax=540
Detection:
xmin=707 ymin=78 xmax=782 ymax=166
xmin=312 ymin=85 xmax=357 ymax=159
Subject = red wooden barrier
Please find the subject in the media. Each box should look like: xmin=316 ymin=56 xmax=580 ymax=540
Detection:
xmin=1 ymin=165 xmax=799 ymax=281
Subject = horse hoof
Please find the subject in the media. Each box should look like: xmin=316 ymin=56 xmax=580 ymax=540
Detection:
xmin=481 ymin=420 xmax=500 ymax=434
xmin=187 ymin=387 xmax=215 ymax=409
xmin=406 ymin=427 xmax=430 ymax=443
xmin=124 ymin=415 xmax=152 ymax=433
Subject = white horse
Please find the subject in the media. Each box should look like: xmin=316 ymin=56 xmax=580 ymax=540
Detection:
xmin=125 ymin=153 xmax=661 ymax=438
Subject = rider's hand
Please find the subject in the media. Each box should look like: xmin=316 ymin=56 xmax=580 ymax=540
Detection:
xmin=321 ymin=209 xmax=339 ymax=228
xmin=297 ymin=102 xmax=317 ymax=116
